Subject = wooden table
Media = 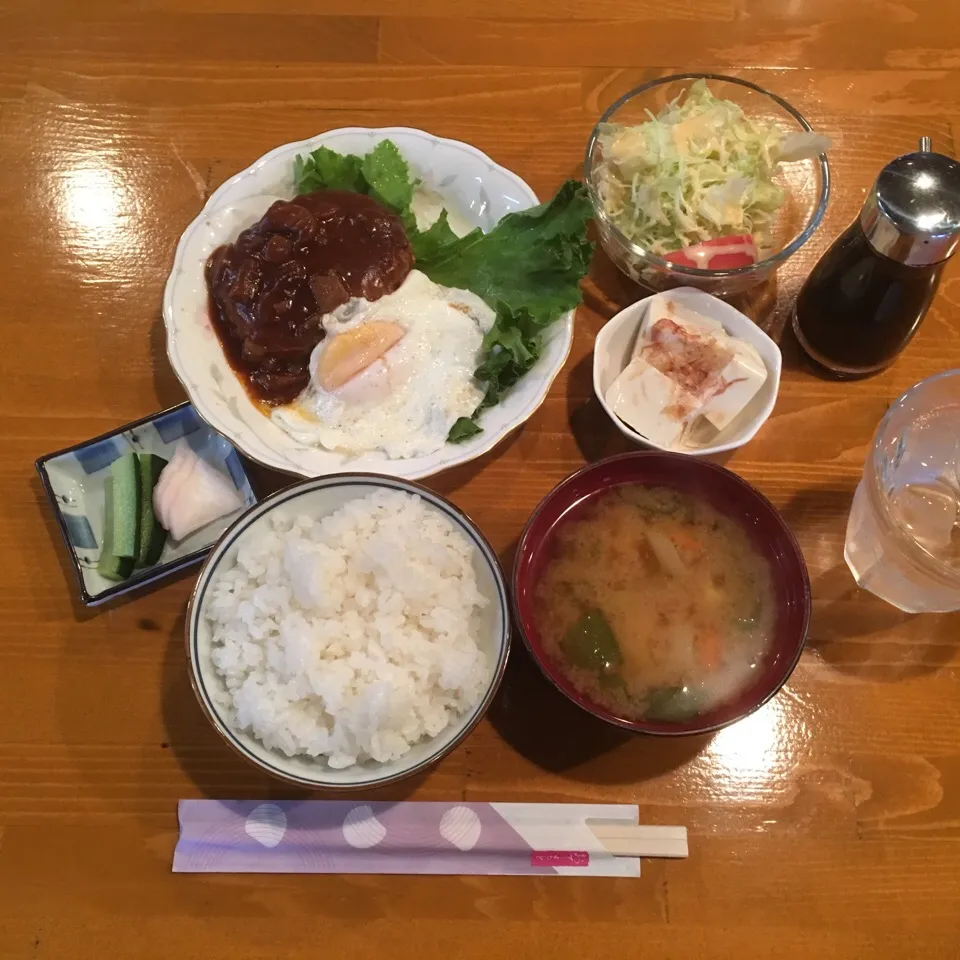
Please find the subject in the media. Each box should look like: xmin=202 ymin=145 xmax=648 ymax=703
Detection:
xmin=2 ymin=1 xmax=959 ymax=957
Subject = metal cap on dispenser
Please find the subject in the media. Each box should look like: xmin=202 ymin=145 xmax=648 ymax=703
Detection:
xmin=860 ymin=138 xmax=960 ymax=266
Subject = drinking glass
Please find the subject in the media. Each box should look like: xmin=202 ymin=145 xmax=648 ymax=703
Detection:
xmin=845 ymin=370 xmax=960 ymax=612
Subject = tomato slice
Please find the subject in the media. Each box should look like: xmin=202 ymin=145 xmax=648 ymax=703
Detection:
xmin=663 ymin=234 xmax=759 ymax=270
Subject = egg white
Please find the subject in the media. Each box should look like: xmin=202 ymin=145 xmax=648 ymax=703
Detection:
xmin=271 ymin=270 xmax=495 ymax=459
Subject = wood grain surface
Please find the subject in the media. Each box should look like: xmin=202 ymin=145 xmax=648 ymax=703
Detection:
xmin=2 ymin=1 xmax=959 ymax=957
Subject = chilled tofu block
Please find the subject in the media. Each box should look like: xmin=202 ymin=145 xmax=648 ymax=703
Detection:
xmin=605 ymin=288 xmax=772 ymax=451
xmin=605 ymin=357 xmax=700 ymax=448
xmin=635 ymin=295 xmax=725 ymax=359
xmin=700 ymin=339 xmax=768 ymax=432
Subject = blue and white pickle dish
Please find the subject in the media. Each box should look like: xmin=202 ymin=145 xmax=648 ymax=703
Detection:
xmin=36 ymin=402 xmax=258 ymax=607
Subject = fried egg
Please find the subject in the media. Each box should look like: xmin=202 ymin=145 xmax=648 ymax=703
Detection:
xmin=271 ymin=270 xmax=495 ymax=459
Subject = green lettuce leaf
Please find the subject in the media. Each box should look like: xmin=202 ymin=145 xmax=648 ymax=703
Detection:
xmin=409 ymin=209 xmax=478 ymax=262
xmin=447 ymin=416 xmax=484 ymax=443
xmin=433 ymin=183 xmax=594 ymax=441
xmin=417 ymin=180 xmax=593 ymax=322
xmin=360 ymin=139 xmax=416 ymax=213
xmin=415 ymin=180 xmax=594 ymax=326
xmin=293 ymin=146 xmax=365 ymax=194
xmin=447 ymin=302 xmax=553 ymax=443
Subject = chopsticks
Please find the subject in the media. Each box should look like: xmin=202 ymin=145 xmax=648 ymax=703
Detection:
xmin=175 ymin=801 xmax=686 ymax=875
xmin=587 ymin=823 xmax=689 ymax=859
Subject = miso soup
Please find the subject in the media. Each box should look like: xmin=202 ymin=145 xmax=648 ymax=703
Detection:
xmin=533 ymin=484 xmax=775 ymax=722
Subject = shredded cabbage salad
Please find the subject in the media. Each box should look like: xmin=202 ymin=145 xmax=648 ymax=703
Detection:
xmin=593 ymin=79 xmax=830 ymax=256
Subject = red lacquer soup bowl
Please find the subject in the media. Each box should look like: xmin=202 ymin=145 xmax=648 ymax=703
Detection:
xmin=512 ymin=452 xmax=811 ymax=735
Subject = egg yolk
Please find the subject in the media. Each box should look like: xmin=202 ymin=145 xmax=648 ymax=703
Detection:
xmin=317 ymin=320 xmax=406 ymax=391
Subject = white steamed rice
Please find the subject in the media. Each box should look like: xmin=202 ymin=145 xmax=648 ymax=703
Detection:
xmin=204 ymin=489 xmax=491 ymax=769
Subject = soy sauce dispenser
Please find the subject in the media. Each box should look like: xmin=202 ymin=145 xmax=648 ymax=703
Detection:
xmin=793 ymin=138 xmax=960 ymax=377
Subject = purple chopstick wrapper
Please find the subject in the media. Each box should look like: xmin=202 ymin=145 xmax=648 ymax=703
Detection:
xmin=175 ymin=800 xmax=641 ymax=877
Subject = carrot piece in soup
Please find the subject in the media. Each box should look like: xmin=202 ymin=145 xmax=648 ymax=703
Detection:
xmin=666 ymin=525 xmax=704 ymax=563
xmin=697 ymin=626 xmax=721 ymax=670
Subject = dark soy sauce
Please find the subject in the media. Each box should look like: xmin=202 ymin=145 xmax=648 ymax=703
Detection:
xmin=793 ymin=221 xmax=943 ymax=378
xmin=793 ymin=143 xmax=960 ymax=378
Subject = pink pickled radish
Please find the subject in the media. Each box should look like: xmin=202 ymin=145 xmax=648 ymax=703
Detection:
xmin=152 ymin=443 xmax=244 ymax=542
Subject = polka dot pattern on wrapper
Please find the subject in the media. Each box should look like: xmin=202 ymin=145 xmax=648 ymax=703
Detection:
xmin=244 ymin=803 xmax=287 ymax=848
xmin=342 ymin=804 xmax=388 ymax=849
xmin=439 ymin=805 xmax=483 ymax=851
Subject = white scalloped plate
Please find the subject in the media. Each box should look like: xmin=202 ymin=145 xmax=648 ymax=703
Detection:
xmin=163 ymin=127 xmax=575 ymax=479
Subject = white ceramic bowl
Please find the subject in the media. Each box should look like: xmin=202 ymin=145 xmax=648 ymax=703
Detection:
xmin=186 ymin=474 xmax=511 ymax=789
xmin=592 ymin=287 xmax=782 ymax=455
xmin=163 ymin=127 xmax=574 ymax=479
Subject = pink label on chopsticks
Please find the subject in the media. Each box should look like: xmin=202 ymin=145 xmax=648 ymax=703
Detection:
xmin=531 ymin=850 xmax=590 ymax=868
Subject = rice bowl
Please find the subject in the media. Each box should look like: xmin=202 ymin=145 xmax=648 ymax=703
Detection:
xmin=186 ymin=475 xmax=510 ymax=789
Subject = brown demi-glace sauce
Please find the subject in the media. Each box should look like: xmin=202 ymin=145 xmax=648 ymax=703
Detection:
xmin=205 ymin=190 xmax=414 ymax=405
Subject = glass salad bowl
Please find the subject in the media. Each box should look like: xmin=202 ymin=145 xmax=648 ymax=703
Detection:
xmin=585 ymin=73 xmax=831 ymax=296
